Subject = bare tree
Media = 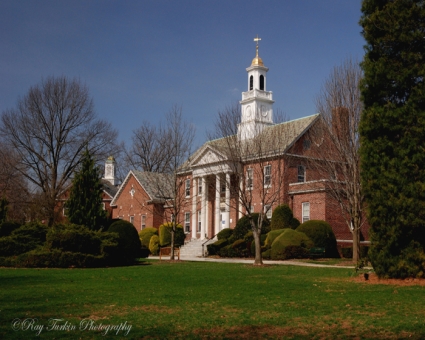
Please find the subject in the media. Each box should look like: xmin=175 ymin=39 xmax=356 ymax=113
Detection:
xmin=124 ymin=121 xmax=174 ymax=173
xmin=0 ymin=141 xmax=30 ymax=223
xmin=208 ymin=103 xmax=293 ymax=265
xmin=128 ymin=105 xmax=195 ymax=260
xmin=308 ymin=58 xmax=364 ymax=261
xmin=0 ymin=76 xmax=119 ymax=226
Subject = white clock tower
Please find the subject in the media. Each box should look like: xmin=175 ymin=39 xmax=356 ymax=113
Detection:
xmin=238 ymin=36 xmax=274 ymax=140
xmin=104 ymin=156 xmax=116 ymax=186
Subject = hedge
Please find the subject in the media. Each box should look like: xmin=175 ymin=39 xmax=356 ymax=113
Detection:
xmin=270 ymin=229 xmax=313 ymax=260
xmin=296 ymin=220 xmax=338 ymax=257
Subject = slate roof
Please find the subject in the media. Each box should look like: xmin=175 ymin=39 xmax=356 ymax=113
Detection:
xmin=101 ymin=179 xmax=119 ymax=199
xmin=180 ymin=114 xmax=320 ymax=171
xmin=132 ymin=171 xmax=174 ymax=201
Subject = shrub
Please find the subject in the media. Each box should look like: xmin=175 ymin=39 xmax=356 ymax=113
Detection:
xmin=158 ymin=223 xmax=185 ymax=247
xmin=149 ymin=235 xmax=159 ymax=255
xmin=207 ymin=238 xmax=228 ymax=256
xmin=264 ymin=229 xmax=286 ymax=248
xmin=0 ymin=222 xmax=48 ymax=257
xmin=270 ymin=229 xmax=313 ymax=260
xmin=233 ymin=214 xmax=270 ymax=240
xmin=46 ymin=224 xmax=102 ymax=255
xmin=217 ymin=228 xmax=233 ymax=240
xmin=139 ymin=227 xmax=158 ymax=248
xmin=140 ymin=246 xmax=150 ymax=258
xmin=107 ymin=220 xmax=142 ymax=265
xmin=0 ymin=221 xmax=21 ymax=237
xmin=262 ymin=248 xmax=272 ymax=259
xmin=290 ymin=218 xmax=301 ymax=229
xmin=271 ymin=204 xmax=295 ymax=230
xmin=296 ymin=220 xmax=338 ymax=257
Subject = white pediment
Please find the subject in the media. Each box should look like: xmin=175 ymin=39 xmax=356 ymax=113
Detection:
xmin=190 ymin=145 xmax=227 ymax=168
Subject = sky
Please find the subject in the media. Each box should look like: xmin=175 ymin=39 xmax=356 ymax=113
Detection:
xmin=0 ymin=0 xmax=365 ymax=150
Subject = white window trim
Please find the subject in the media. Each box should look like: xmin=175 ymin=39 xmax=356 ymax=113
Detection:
xmin=185 ymin=179 xmax=191 ymax=197
xmin=141 ymin=214 xmax=146 ymax=230
xmin=184 ymin=212 xmax=190 ymax=233
xmin=246 ymin=168 xmax=253 ymax=190
xmin=302 ymin=202 xmax=310 ymax=223
xmin=264 ymin=204 xmax=272 ymax=219
xmin=298 ymin=165 xmax=306 ymax=183
xmin=264 ymin=165 xmax=271 ymax=187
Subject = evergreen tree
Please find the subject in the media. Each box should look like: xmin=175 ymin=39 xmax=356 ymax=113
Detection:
xmin=359 ymin=0 xmax=425 ymax=278
xmin=65 ymin=150 xmax=106 ymax=230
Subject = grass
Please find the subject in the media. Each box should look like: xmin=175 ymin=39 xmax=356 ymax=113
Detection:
xmin=0 ymin=259 xmax=424 ymax=339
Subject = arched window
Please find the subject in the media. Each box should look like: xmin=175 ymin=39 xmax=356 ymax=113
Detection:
xmin=249 ymin=76 xmax=253 ymax=90
xmin=259 ymin=75 xmax=264 ymax=90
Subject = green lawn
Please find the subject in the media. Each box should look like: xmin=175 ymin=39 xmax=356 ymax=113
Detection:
xmin=0 ymin=260 xmax=424 ymax=339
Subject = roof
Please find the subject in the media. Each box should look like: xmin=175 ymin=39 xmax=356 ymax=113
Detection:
xmin=181 ymin=113 xmax=320 ymax=171
xmin=110 ymin=170 xmax=174 ymax=206
xmin=101 ymin=179 xmax=119 ymax=199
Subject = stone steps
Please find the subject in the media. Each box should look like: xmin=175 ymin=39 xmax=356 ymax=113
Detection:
xmin=179 ymin=238 xmax=216 ymax=257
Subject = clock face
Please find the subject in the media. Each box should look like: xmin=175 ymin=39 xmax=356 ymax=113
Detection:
xmin=246 ymin=106 xmax=252 ymax=118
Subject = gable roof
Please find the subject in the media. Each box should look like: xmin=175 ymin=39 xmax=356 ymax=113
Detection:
xmin=110 ymin=170 xmax=173 ymax=206
xmin=180 ymin=113 xmax=320 ymax=171
xmin=101 ymin=179 xmax=119 ymax=199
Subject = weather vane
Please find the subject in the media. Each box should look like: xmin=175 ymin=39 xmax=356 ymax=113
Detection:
xmin=254 ymin=35 xmax=261 ymax=46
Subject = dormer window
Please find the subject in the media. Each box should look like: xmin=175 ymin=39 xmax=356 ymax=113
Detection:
xmin=259 ymin=75 xmax=264 ymax=90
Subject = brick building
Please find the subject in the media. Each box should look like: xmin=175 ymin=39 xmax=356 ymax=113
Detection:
xmin=112 ymin=39 xmax=368 ymax=246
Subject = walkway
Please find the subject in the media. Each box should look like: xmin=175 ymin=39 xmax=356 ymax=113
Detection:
xmin=148 ymin=255 xmax=358 ymax=269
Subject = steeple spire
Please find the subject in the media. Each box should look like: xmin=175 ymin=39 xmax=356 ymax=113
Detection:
xmin=251 ymin=35 xmax=264 ymax=66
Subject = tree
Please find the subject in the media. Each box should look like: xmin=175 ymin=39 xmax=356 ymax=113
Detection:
xmin=207 ymin=103 xmax=292 ymax=265
xmin=307 ymin=58 xmax=364 ymax=262
xmin=359 ymin=1 xmax=425 ymax=278
xmin=128 ymin=105 xmax=195 ymax=260
xmin=0 ymin=76 xmax=118 ymax=226
xmin=65 ymin=149 xmax=106 ymax=230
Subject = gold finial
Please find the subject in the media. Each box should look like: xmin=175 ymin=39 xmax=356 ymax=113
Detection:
xmin=251 ymin=35 xmax=264 ymax=66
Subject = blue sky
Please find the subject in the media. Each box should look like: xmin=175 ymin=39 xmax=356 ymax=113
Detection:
xmin=0 ymin=0 xmax=364 ymax=149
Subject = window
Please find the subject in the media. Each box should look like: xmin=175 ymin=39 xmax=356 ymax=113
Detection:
xmin=247 ymin=168 xmax=253 ymax=190
xmin=298 ymin=165 xmax=306 ymax=183
xmin=264 ymin=205 xmax=272 ymax=219
xmin=185 ymin=179 xmax=191 ymax=197
xmin=303 ymin=139 xmax=311 ymax=150
xmin=247 ymin=206 xmax=254 ymax=214
xmin=249 ymin=75 xmax=253 ymax=90
xmin=221 ymin=182 xmax=226 ymax=193
xmin=264 ymin=165 xmax=271 ymax=187
xmin=197 ymin=210 xmax=201 ymax=232
xmin=259 ymin=75 xmax=264 ymax=90
xmin=198 ymin=178 xmax=202 ymax=196
xmin=141 ymin=215 xmax=146 ymax=230
xmin=185 ymin=212 xmax=190 ymax=233
xmin=130 ymin=216 xmax=134 ymax=224
xmin=302 ymin=202 xmax=310 ymax=223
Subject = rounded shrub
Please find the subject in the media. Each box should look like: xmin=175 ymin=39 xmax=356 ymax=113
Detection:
xmin=270 ymin=204 xmax=294 ymax=230
xmin=158 ymin=223 xmax=185 ymax=247
xmin=139 ymin=227 xmax=158 ymax=248
xmin=207 ymin=238 xmax=228 ymax=256
xmin=264 ymin=229 xmax=286 ymax=248
xmin=270 ymin=229 xmax=313 ymax=260
xmin=296 ymin=220 xmax=338 ymax=257
xmin=217 ymin=228 xmax=233 ymax=240
xmin=107 ymin=220 xmax=142 ymax=265
xmin=233 ymin=213 xmax=270 ymax=240
xmin=149 ymin=235 xmax=159 ymax=255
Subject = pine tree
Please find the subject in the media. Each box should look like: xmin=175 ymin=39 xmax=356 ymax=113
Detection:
xmin=65 ymin=150 xmax=106 ymax=230
xmin=0 ymin=197 xmax=8 ymax=223
xmin=359 ymin=0 xmax=425 ymax=278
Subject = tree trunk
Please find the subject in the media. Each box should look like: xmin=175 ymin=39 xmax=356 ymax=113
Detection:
xmin=352 ymin=226 xmax=360 ymax=262
xmin=170 ymin=223 xmax=175 ymax=260
xmin=252 ymin=221 xmax=263 ymax=265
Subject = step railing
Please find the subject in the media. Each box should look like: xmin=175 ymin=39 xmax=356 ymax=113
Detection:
xmin=201 ymin=233 xmax=218 ymax=258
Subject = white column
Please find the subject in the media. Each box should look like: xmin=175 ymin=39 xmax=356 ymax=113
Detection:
xmin=224 ymin=172 xmax=231 ymax=229
xmin=201 ymin=176 xmax=207 ymax=240
xmin=215 ymin=174 xmax=221 ymax=235
xmin=191 ymin=177 xmax=197 ymax=239
xmin=238 ymin=176 xmax=243 ymax=220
